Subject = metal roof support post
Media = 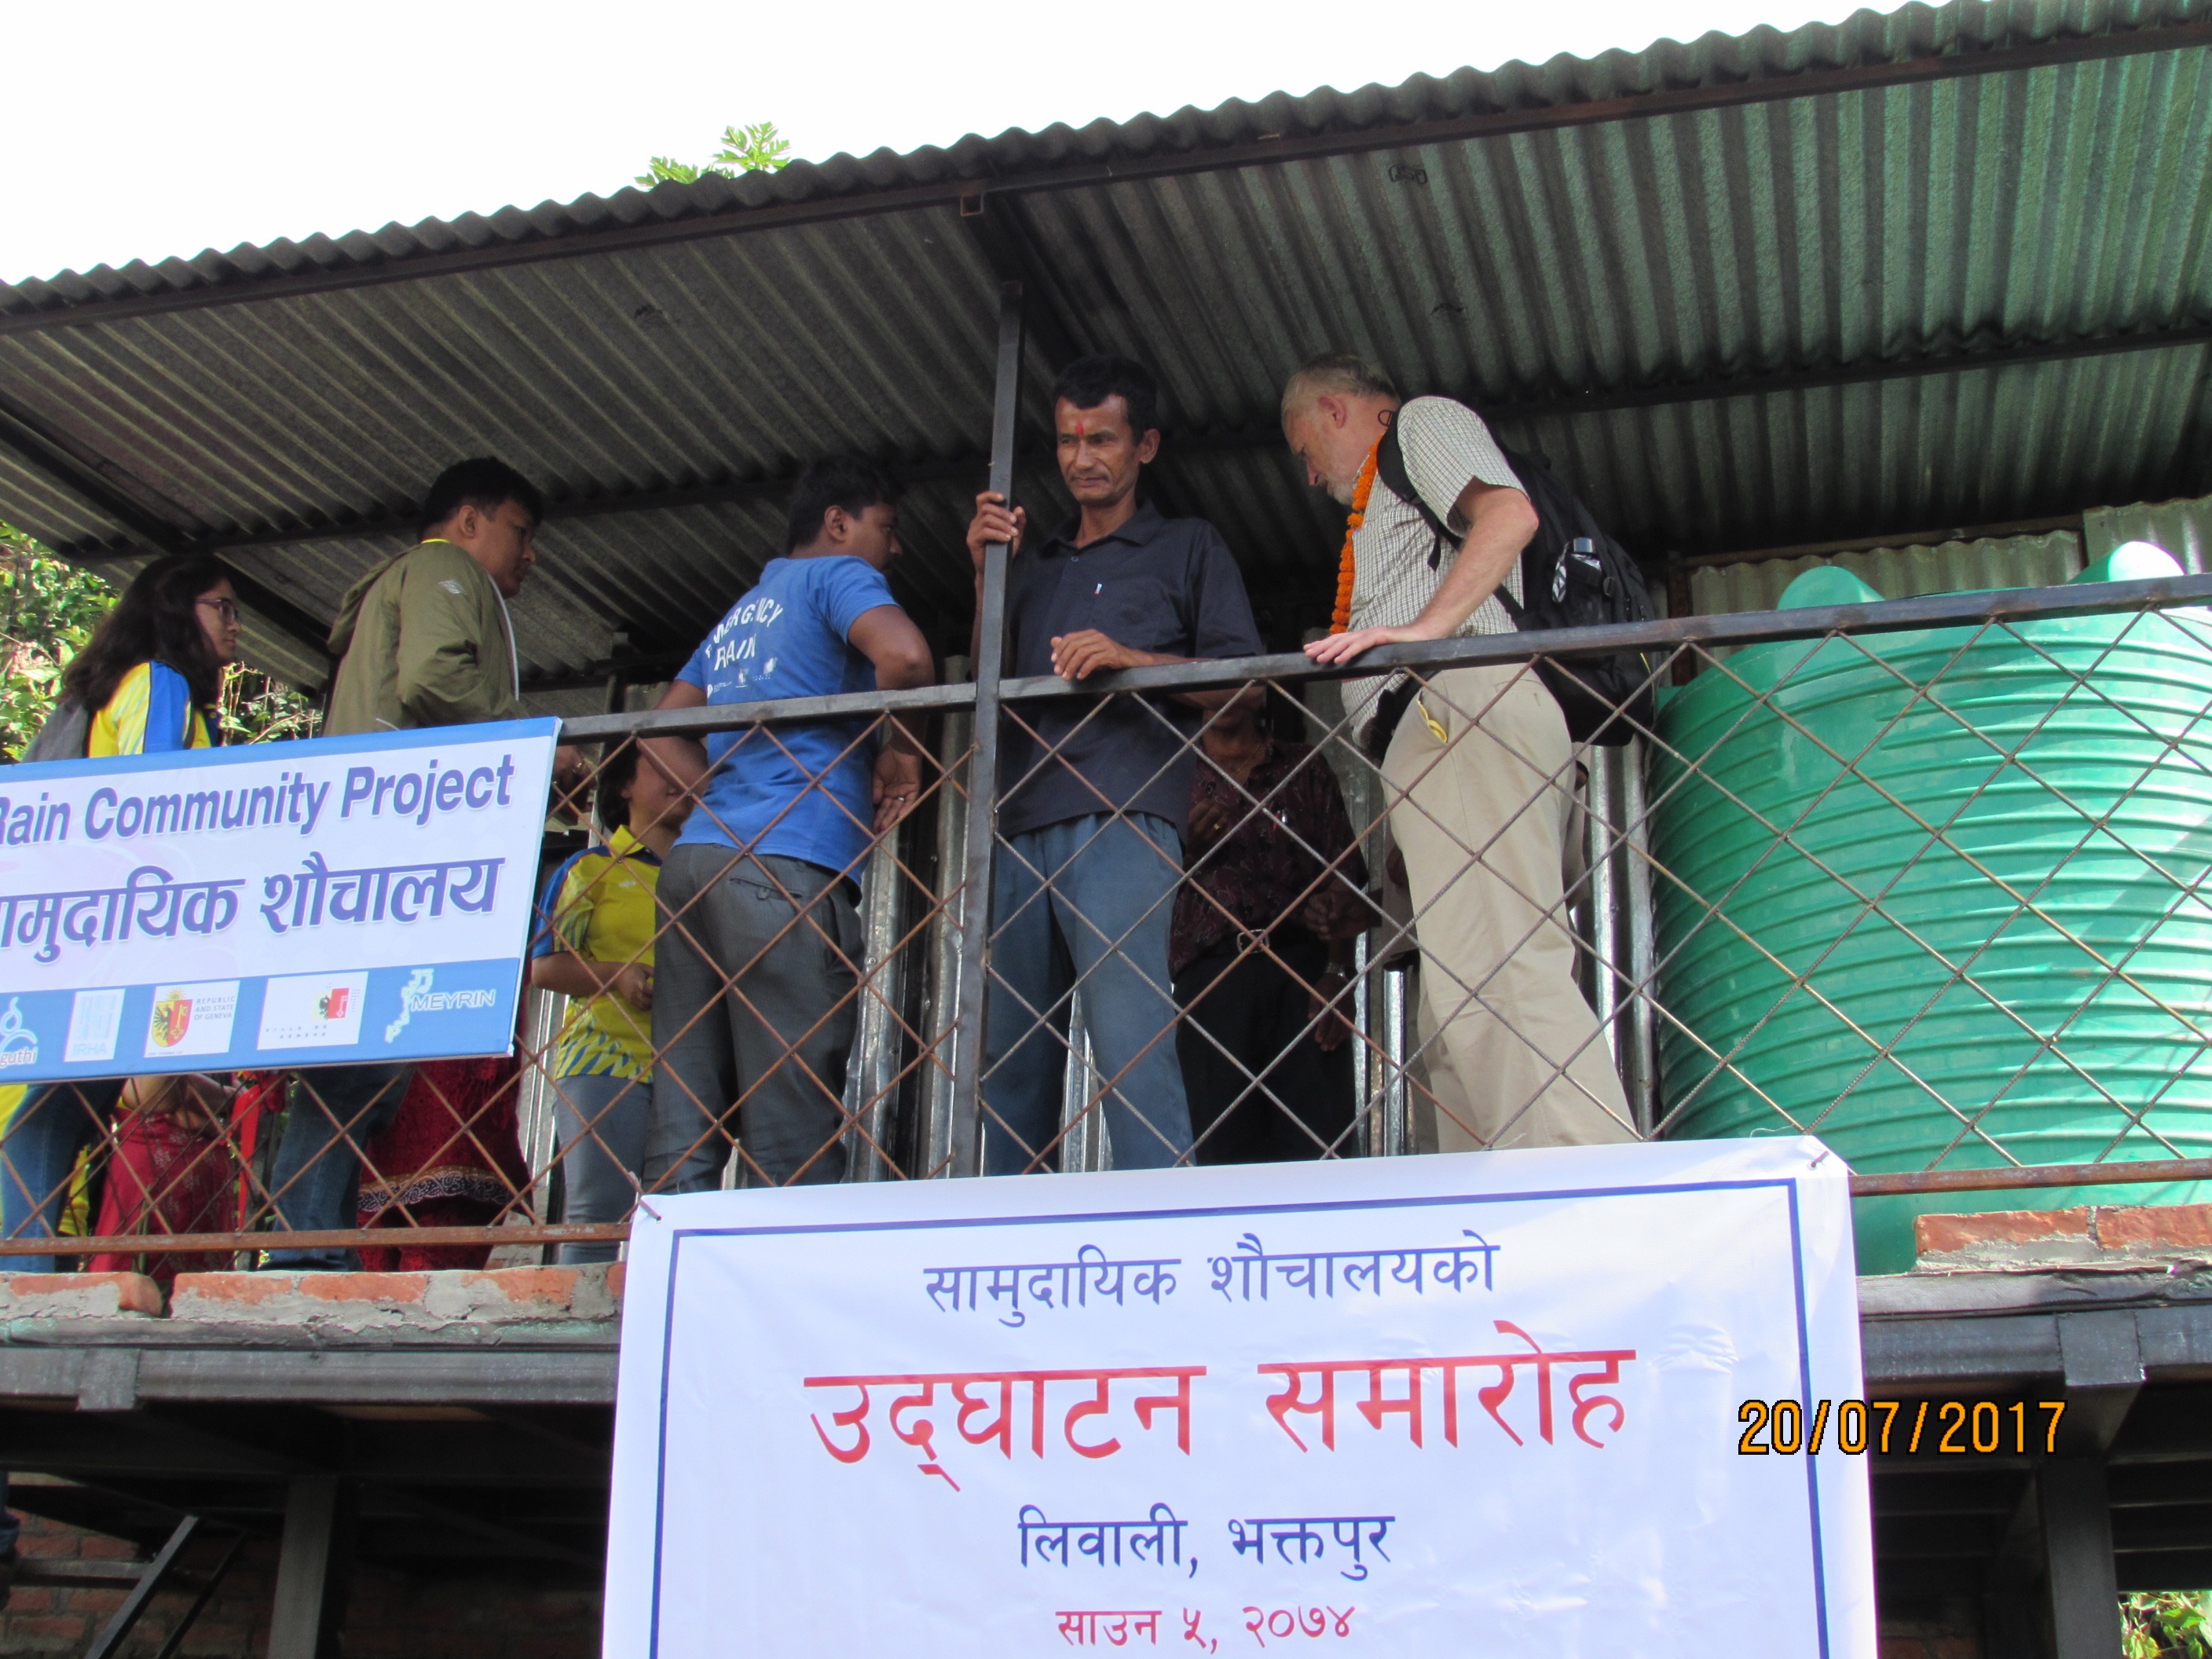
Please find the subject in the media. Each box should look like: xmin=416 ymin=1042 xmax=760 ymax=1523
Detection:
xmin=2038 ymin=1458 xmax=2122 ymax=1659
xmin=943 ymin=282 xmax=1024 ymax=1177
xmin=266 ymin=1474 xmax=350 ymax=1659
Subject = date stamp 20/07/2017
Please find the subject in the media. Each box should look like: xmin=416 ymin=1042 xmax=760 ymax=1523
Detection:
xmin=1738 ymin=1399 xmax=2068 ymax=1457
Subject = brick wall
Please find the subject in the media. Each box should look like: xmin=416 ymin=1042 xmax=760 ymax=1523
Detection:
xmin=2 ymin=1513 xmax=600 ymax=1658
xmin=1877 ymin=1597 xmax=1983 ymax=1659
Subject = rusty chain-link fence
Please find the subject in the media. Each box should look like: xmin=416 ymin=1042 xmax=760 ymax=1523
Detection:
xmin=7 ymin=571 xmax=2212 ymax=1275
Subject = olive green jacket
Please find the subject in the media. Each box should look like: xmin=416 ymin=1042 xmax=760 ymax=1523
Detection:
xmin=323 ymin=540 xmax=522 ymax=737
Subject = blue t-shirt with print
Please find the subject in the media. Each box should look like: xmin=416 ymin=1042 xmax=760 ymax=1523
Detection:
xmin=674 ymin=555 xmax=899 ymax=876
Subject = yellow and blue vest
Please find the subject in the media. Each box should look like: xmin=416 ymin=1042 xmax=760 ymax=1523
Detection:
xmin=88 ymin=661 xmax=214 ymax=758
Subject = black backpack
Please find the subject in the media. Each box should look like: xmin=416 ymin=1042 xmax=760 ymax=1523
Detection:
xmin=1375 ymin=403 xmax=1659 ymax=747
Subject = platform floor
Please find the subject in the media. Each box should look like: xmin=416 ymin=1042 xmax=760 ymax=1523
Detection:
xmin=2 ymin=1264 xmax=2208 ymax=1645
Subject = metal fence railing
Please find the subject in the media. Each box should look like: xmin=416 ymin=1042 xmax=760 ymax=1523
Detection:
xmin=7 ymin=571 xmax=2212 ymax=1276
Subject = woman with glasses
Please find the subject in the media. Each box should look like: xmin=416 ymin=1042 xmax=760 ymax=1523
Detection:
xmin=0 ymin=555 xmax=244 ymax=1270
xmin=69 ymin=554 xmax=240 ymax=756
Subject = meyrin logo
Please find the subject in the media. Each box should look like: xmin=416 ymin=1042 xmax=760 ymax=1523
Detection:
xmin=317 ymin=986 xmax=351 ymax=1021
xmin=149 ymin=992 xmax=193 ymax=1049
xmin=0 ymin=998 xmax=38 ymax=1069
xmin=385 ymin=969 xmax=496 ymax=1044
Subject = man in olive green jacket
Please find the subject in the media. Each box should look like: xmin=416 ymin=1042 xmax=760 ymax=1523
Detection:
xmin=323 ymin=463 xmax=537 ymax=735
xmin=265 ymin=457 xmax=557 ymax=1269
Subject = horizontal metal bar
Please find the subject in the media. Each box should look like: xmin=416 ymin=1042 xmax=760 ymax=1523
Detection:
xmin=13 ymin=1161 xmax=2209 ymax=1262
xmin=132 ymin=1349 xmax=619 ymax=1404
xmin=551 ymin=573 xmax=2212 ymax=742
xmin=4 ymin=19 xmax=2205 ymax=338
xmin=0 ymin=1223 xmax=628 ymax=1258
xmin=1849 ymin=1158 xmax=2212 ymax=1199
xmin=557 ymin=679 xmax=978 ymax=742
xmin=14 ymin=1561 xmax=157 ymax=1588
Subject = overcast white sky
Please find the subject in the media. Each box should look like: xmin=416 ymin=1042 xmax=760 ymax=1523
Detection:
xmin=6 ymin=0 xmax=1873 ymax=285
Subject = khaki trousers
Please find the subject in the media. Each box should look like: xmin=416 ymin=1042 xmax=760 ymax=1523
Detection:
xmin=1382 ymin=664 xmax=1634 ymax=1151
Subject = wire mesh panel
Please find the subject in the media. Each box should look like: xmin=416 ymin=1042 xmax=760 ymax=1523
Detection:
xmin=7 ymin=575 xmax=2212 ymax=1270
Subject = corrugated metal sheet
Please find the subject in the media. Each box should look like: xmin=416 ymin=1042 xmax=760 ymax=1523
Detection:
xmin=1689 ymin=528 xmax=2084 ymax=613
xmin=0 ymin=0 xmax=2207 ymax=688
xmin=2086 ymin=490 xmax=2212 ymax=569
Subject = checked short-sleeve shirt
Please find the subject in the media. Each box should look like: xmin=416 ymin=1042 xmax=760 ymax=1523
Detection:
xmin=1342 ymin=397 xmax=1528 ymax=738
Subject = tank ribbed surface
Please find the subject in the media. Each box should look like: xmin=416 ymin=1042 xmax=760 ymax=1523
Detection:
xmin=1652 ymin=561 xmax=2212 ymax=1270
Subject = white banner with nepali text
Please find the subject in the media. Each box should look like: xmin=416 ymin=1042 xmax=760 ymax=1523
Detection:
xmin=606 ymin=1138 xmax=1872 ymax=1659
xmin=0 ymin=718 xmax=558 ymax=1080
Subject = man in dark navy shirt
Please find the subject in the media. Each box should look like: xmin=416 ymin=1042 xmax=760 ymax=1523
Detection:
xmin=966 ymin=356 xmax=1263 ymax=1174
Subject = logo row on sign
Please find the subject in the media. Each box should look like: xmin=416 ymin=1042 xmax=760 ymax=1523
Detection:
xmin=0 ymin=967 xmax=497 ymax=1072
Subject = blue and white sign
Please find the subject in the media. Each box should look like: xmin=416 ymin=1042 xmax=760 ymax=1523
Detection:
xmin=0 ymin=718 xmax=559 ymax=1081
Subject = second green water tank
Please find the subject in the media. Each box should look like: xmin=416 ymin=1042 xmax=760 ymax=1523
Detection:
xmin=1652 ymin=548 xmax=2212 ymax=1272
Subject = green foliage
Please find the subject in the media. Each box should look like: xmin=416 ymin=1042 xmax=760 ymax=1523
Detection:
xmin=2126 ymin=1591 xmax=2212 ymax=1658
xmin=0 ymin=522 xmax=320 ymax=756
xmin=220 ymin=660 xmax=321 ymax=745
xmin=635 ymin=120 xmax=790 ymax=186
xmin=0 ymin=522 xmax=115 ymax=758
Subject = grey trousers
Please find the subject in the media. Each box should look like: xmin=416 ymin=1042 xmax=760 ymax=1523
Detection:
xmin=645 ymin=844 xmax=861 ymax=1190
xmin=551 ymin=1070 xmax=650 ymax=1264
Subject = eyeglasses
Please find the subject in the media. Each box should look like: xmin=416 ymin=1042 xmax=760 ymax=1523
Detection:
xmin=197 ymin=596 xmax=240 ymax=624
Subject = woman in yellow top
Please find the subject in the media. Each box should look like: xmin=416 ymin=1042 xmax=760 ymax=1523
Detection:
xmin=0 ymin=555 xmax=241 ymax=1272
xmin=530 ymin=735 xmax=704 ymax=1263
xmin=71 ymin=554 xmax=240 ymax=756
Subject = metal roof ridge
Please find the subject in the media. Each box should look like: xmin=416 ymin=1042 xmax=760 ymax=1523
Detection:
xmin=5 ymin=0 xmax=2209 ymax=331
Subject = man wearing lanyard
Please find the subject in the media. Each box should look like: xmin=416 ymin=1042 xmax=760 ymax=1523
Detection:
xmin=262 ymin=457 xmax=580 ymax=1268
xmin=1286 ymin=354 xmax=1632 ymax=1152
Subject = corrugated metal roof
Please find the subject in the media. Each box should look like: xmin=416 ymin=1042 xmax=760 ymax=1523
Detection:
xmin=0 ymin=0 xmax=2207 ymax=695
xmin=1688 ymin=526 xmax=2084 ymax=614
xmin=2086 ymin=491 xmax=2212 ymax=569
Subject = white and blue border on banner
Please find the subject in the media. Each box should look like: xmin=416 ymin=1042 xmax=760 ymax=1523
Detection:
xmin=0 ymin=718 xmax=559 ymax=1081
xmin=605 ymin=1140 xmax=1874 ymax=1659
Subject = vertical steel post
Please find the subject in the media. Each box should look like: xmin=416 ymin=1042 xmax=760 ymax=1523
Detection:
xmin=918 ymin=683 xmax=973 ymax=1174
xmin=267 ymin=1474 xmax=347 ymax=1659
xmin=1382 ymin=965 xmax=1412 ymax=1155
xmin=1619 ymin=739 xmax=1659 ymax=1136
xmin=2039 ymin=1458 xmax=2123 ymax=1659
xmin=841 ymin=833 xmax=912 ymax=1180
xmin=943 ymin=282 xmax=1025 ymax=1177
xmin=1584 ymin=755 xmax=1621 ymax=1061
xmin=1060 ymin=991 xmax=1109 ymax=1171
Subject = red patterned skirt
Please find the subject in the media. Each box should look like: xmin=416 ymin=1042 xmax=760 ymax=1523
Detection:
xmin=354 ymin=1056 xmax=529 ymax=1272
xmin=87 ymin=1108 xmax=238 ymax=1288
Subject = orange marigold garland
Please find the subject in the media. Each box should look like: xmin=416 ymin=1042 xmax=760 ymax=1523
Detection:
xmin=1328 ymin=440 xmax=1382 ymax=634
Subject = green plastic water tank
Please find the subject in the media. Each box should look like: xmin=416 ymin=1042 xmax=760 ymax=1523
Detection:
xmin=1651 ymin=545 xmax=2212 ymax=1273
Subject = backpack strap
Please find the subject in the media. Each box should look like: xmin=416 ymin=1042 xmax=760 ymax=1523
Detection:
xmin=1374 ymin=420 xmax=1452 ymax=573
xmin=1376 ymin=412 xmax=1534 ymax=628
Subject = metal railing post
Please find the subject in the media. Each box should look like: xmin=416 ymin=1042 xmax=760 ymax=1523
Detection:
xmin=1618 ymin=738 xmax=1659 ymax=1137
xmin=841 ymin=832 xmax=912 ymax=1181
xmin=1060 ymin=991 xmax=1110 ymax=1172
xmin=943 ymin=281 xmax=1024 ymax=1177
xmin=1584 ymin=754 xmax=1621 ymax=1060
xmin=918 ymin=683 xmax=972 ymax=1174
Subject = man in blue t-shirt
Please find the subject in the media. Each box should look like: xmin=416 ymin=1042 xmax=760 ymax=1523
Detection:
xmin=644 ymin=456 xmax=933 ymax=1188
